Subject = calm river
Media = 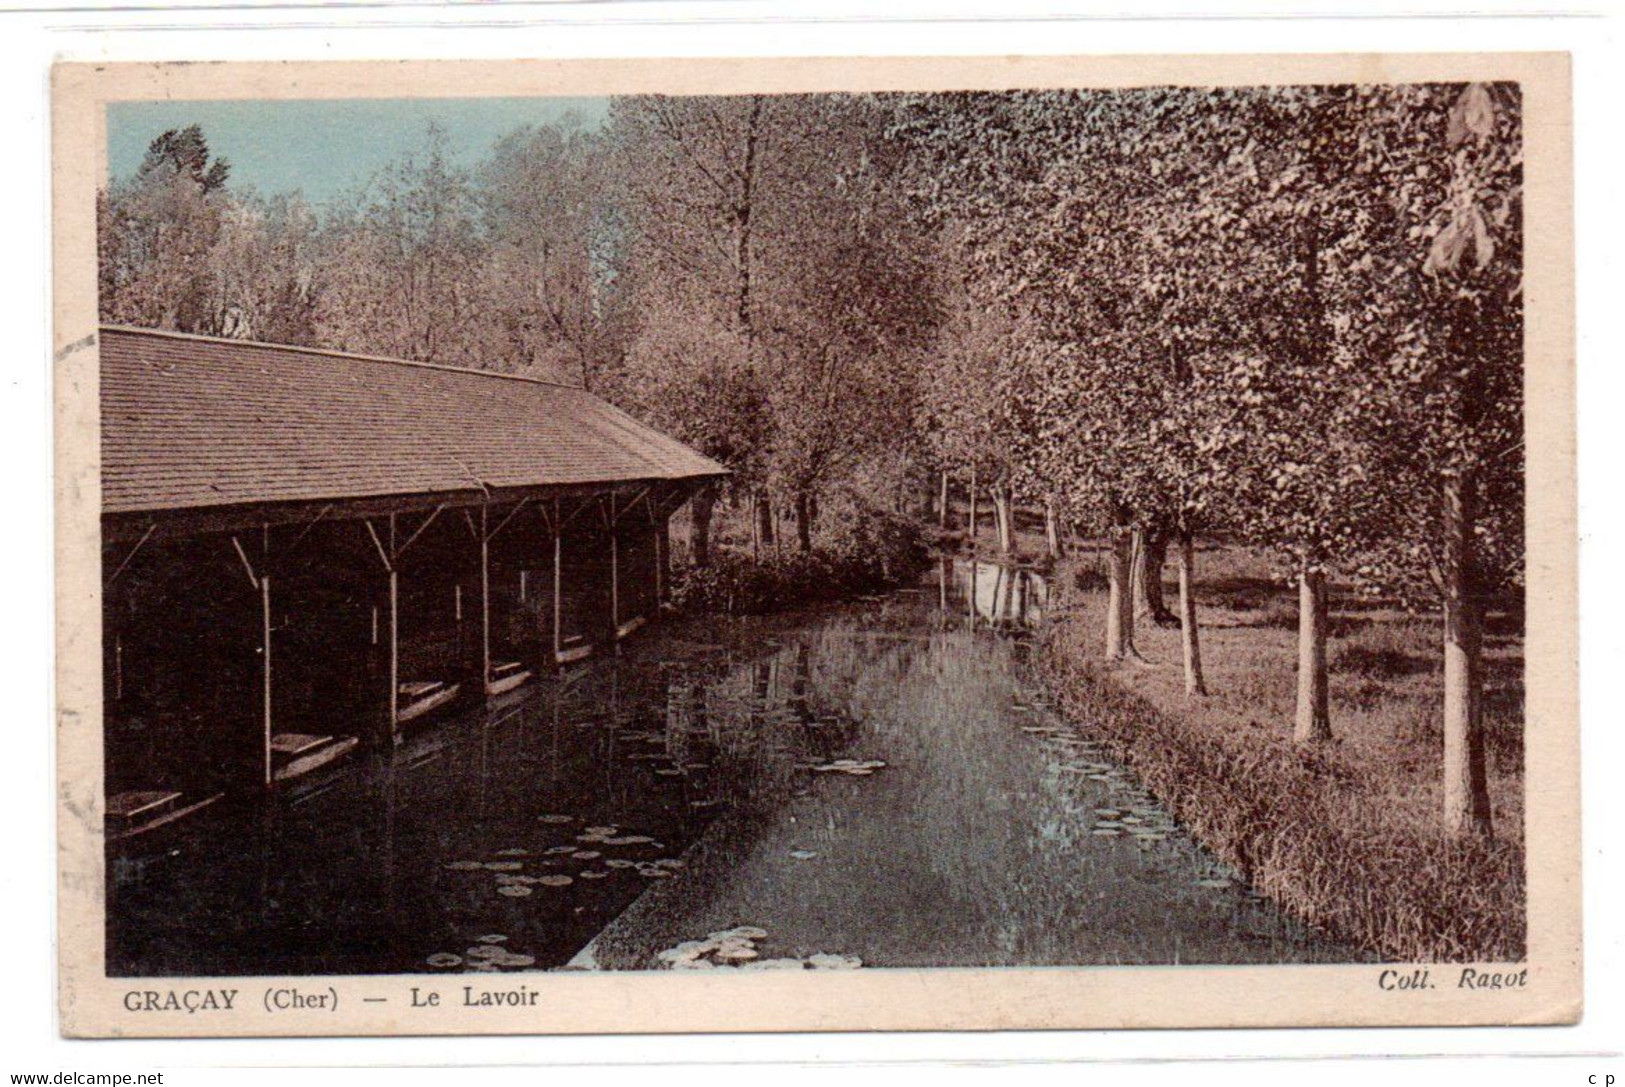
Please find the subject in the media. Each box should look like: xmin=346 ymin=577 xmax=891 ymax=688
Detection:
xmin=107 ymin=558 xmax=1348 ymax=976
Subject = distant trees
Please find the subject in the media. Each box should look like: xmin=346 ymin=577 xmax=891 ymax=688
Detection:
xmin=608 ymin=93 xmax=940 ymax=558
xmin=100 ymin=84 xmax=1523 ymax=837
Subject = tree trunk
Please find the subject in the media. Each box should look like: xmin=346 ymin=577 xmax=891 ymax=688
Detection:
xmin=756 ymin=490 xmax=774 ymax=548
xmin=690 ymin=487 xmax=715 ymax=568
xmin=1133 ymin=529 xmax=1175 ymax=626
xmin=1105 ymin=526 xmax=1138 ymax=662
xmin=938 ymin=471 xmax=950 ymax=530
xmin=749 ymin=493 xmax=760 ymax=560
xmin=1443 ymin=472 xmax=1493 ymax=838
xmin=1294 ymin=564 xmax=1332 ymax=743
xmin=992 ymin=485 xmax=1014 ymax=555
xmin=968 ymin=464 xmax=978 ymax=544
xmin=794 ymin=490 xmax=813 ymax=553
xmin=1176 ymin=529 xmax=1207 ymax=697
xmin=1044 ymin=498 xmax=1064 ymax=558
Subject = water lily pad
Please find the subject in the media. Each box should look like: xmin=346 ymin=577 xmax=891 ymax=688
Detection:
xmin=477 ymin=934 xmax=507 ymax=944
xmin=497 ymin=884 xmax=533 ymax=897
xmin=789 ymin=849 xmax=819 ymax=860
xmin=582 ymin=826 xmax=618 ymax=837
xmin=536 ymin=874 xmax=574 ymax=887
xmin=1091 ymin=828 xmax=1122 ymax=837
xmin=495 ymin=848 xmax=529 ymax=856
xmin=545 ymin=845 xmax=578 ymax=855
xmin=602 ymin=835 xmax=655 ymax=846
xmin=426 ymin=952 xmax=463 ymax=968
xmin=537 ymin=814 xmax=574 ymax=824
xmin=484 ymin=861 xmax=523 ymax=871
xmin=490 ymin=952 xmax=536 ymax=968
xmin=717 ymin=946 xmax=758 ymax=962
xmin=579 ymin=870 xmax=608 ymax=880
xmin=444 ymin=860 xmax=484 ymax=871
xmin=604 ymin=859 xmax=636 ymax=869
xmin=806 ymin=953 xmax=862 ymax=970
xmin=571 ymin=850 xmax=602 ymax=860
xmin=709 ymin=926 xmax=767 ymax=940
xmin=657 ymin=940 xmax=712 ymax=963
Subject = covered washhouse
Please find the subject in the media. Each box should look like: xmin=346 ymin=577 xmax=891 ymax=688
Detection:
xmin=99 ymin=327 xmax=726 ymax=839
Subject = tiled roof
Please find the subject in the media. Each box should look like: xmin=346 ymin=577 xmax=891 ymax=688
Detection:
xmin=100 ymin=327 xmax=727 ymax=516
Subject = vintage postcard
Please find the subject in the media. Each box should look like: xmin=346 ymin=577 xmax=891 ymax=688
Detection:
xmin=53 ymin=52 xmax=1578 ymax=1037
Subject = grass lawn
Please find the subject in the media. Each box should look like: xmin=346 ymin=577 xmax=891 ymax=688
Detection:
xmin=1038 ymin=541 xmax=1526 ymax=962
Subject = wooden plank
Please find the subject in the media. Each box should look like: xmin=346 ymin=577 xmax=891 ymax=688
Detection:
xmin=106 ymin=790 xmax=182 ymax=819
xmin=269 ymin=733 xmax=332 ymax=756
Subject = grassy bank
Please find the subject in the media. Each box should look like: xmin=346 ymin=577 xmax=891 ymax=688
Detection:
xmin=1037 ymin=544 xmax=1526 ymax=962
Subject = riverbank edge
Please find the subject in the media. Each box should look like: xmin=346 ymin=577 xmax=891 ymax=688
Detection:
xmin=1033 ymin=604 xmax=1527 ymax=964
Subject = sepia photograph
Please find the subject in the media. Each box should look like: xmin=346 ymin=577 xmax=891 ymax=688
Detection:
xmin=51 ymin=52 xmax=1578 ymax=1036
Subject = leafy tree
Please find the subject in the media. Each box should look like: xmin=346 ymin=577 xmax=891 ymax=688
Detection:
xmin=479 ymin=118 xmax=611 ymax=385
xmin=99 ymin=126 xmax=232 ymax=333
xmin=314 ymin=124 xmax=496 ymax=367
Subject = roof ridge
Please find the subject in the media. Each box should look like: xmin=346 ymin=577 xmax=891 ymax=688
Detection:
xmin=99 ymin=325 xmax=587 ymax=392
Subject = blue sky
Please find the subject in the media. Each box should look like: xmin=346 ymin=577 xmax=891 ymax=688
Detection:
xmin=107 ymin=97 xmax=609 ymax=206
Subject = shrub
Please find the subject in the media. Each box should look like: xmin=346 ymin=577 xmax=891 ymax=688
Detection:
xmin=670 ymin=507 xmax=929 ymax=616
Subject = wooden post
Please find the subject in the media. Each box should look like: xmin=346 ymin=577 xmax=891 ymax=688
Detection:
xmin=610 ymin=496 xmax=620 ymax=641
xmin=653 ymin=520 xmax=664 ymax=606
xmin=386 ymin=568 xmax=399 ymax=737
xmin=261 ymin=573 xmax=273 ymax=787
xmin=552 ymin=515 xmax=562 ymax=665
xmin=480 ymin=506 xmax=491 ymax=695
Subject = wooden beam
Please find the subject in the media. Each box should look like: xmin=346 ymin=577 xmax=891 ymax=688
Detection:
xmin=100 ymin=475 xmax=733 ymax=544
xmin=557 ymin=494 xmax=598 ymax=533
xmin=486 ymin=497 xmax=532 ymax=542
xmin=104 ymin=522 xmax=156 ymax=588
xmin=287 ymin=504 xmax=335 ymax=549
xmin=364 ymin=520 xmax=393 ymax=572
xmin=394 ymin=504 xmax=445 ymax=558
xmin=230 ymin=535 xmax=261 ymax=589
xmin=611 ymin=486 xmax=652 ymax=526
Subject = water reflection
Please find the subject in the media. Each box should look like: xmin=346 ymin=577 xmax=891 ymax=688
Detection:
xmin=942 ymin=557 xmax=1048 ymax=630
xmin=108 ymin=561 xmax=1345 ymax=976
